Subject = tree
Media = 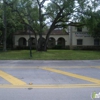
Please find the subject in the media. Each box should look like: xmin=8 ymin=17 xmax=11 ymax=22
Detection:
xmin=93 ymin=22 xmax=100 ymax=39
xmin=2 ymin=0 xmax=7 ymax=51
xmin=4 ymin=0 xmax=100 ymax=51
xmin=0 ymin=0 xmax=25 ymax=51
xmin=81 ymin=10 xmax=100 ymax=39
xmin=0 ymin=8 xmax=3 ymax=44
xmin=90 ymin=11 xmax=100 ymax=39
xmin=78 ymin=0 xmax=100 ymax=38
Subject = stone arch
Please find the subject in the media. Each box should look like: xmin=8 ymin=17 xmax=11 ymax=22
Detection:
xmin=38 ymin=37 xmax=46 ymax=50
xmin=48 ymin=37 xmax=56 ymax=48
xmin=28 ymin=37 xmax=36 ymax=48
xmin=57 ymin=37 xmax=65 ymax=48
xmin=18 ymin=37 xmax=27 ymax=47
xmin=38 ymin=37 xmax=45 ymax=44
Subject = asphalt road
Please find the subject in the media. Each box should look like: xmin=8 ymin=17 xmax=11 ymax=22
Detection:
xmin=0 ymin=60 xmax=100 ymax=100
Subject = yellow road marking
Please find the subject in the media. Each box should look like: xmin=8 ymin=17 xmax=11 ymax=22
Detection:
xmin=0 ymin=66 xmax=100 ymax=69
xmin=0 ymin=66 xmax=38 ymax=69
xmin=42 ymin=67 xmax=100 ymax=84
xmin=95 ymin=67 xmax=100 ymax=69
xmin=0 ymin=70 xmax=27 ymax=85
xmin=0 ymin=84 xmax=100 ymax=88
xmin=0 ymin=66 xmax=96 ymax=69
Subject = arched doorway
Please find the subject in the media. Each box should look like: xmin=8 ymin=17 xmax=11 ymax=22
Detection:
xmin=38 ymin=37 xmax=45 ymax=50
xmin=57 ymin=37 xmax=65 ymax=48
xmin=28 ymin=37 xmax=36 ymax=48
xmin=48 ymin=37 xmax=56 ymax=48
xmin=18 ymin=37 xmax=26 ymax=47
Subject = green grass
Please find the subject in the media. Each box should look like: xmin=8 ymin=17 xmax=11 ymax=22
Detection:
xmin=0 ymin=50 xmax=100 ymax=60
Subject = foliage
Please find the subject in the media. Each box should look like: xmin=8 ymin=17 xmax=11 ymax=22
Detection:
xmin=0 ymin=1 xmax=25 ymax=49
xmin=1 ymin=0 xmax=100 ymax=51
xmin=81 ymin=10 xmax=100 ymax=38
xmin=92 ymin=22 xmax=100 ymax=39
xmin=77 ymin=0 xmax=100 ymax=38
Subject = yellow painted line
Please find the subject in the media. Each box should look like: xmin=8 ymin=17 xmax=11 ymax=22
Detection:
xmin=0 ymin=70 xmax=27 ymax=85
xmin=0 ymin=66 xmax=38 ymax=69
xmin=0 ymin=84 xmax=100 ymax=88
xmin=93 ymin=67 xmax=100 ymax=69
xmin=0 ymin=66 xmax=94 ymax=69
xmin=0 ymin=66 xmax=99 ymax=69
xmin=42 ymin=67 xmax=100 ymax=84
xmin=50 ymin=66 xmax=95 ymax=69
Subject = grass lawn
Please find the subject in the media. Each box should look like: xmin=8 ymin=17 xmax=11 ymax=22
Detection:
xmin=0 ymin=50 xmax=100 ymax=60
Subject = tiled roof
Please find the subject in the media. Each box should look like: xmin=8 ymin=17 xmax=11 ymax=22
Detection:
xmin=15 ymin=30 xmax=69 ymax=35
xmin=14 ymin=30 xmax=34 ymax=35
xmin=47 ymin=30 xmax=69 ymax=35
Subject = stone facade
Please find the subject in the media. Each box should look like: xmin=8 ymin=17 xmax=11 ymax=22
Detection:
xmin=14 ymin=26 xmax=100 ymax=49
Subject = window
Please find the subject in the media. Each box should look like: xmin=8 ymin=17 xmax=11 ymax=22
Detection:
xmin=77 ymin=39 xmax=83 ymax=45
xmin=94 ymin=39 xmax=99 ymax=46
xmin=77 ymin=27 xmax=82 ymax=32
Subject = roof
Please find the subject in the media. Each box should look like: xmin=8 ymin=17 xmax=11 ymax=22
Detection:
xmin=47 ymin=30 xmax=69 ymax=35
xmin=14 ymin=30 xmax=34 ymax=35
xmin=14 ymin=30 xmax=69 ymax=35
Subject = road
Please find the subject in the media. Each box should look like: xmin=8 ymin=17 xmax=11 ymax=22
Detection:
xmin=0 ymin=60 xmax=100 ymax=100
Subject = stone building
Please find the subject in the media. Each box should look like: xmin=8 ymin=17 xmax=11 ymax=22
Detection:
xmin=14 ymin=26 xmax=100 ymax=49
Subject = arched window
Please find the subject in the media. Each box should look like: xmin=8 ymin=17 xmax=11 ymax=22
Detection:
xmin=28 ymin=37 xmax=36 ymax=47
xmin=94 ymin=39 xmax=100 ymax=46
xmin=38 ymin=37 xmax=45 ymax=50
xmin=48 ymin=37 xmax=56 ymax=48
xmin=57 ymin=37 xmax=65 ymax=48
xmin=18 ymin=37 xmax=26 ymax=47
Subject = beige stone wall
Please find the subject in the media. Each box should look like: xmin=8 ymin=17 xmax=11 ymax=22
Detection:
xmin=71 ymin=26 xmax=88 ymax=32
xmin=14 ymin=26 xmax=97 ymax=47
xmin=14 ymin=34 xmax=69 ymax=46
xmin=72 ymin=33 xmax=94 ymax=46
xmin=70 ymin=26 xmax=95 ymax=46
xmin=49 ymin=35 xmax=69 ymax=45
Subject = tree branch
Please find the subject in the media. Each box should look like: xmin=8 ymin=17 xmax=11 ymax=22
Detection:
xmin=50 ymin=0 xmax=61 ymax=10
xmin=5 ymin=1 xmax=37 ymax=36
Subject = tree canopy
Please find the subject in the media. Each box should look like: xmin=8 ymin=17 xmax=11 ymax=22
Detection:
xmin=1 ymin=0 xmax=100 ymax=51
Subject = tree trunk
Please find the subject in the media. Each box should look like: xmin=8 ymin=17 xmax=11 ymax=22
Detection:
xmin=69 ymin=26 xmax=73 ymax=50
xmin=37 ymin=36 xmax=46 ymax=51
xmin=3 ymin=0 xmax=7 ymax=51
